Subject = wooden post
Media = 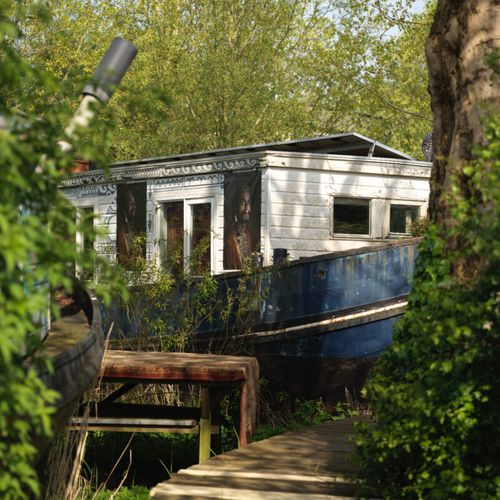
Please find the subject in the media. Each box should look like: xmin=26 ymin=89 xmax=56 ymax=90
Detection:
xmin=199 ymin=387 xmax=211 ymax=463
xmin=239 ymin=383 xmax=248 ymax=447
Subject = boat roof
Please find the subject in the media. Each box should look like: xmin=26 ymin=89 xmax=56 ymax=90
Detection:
xmin=113 ymin=132 xmax=414 ymax=168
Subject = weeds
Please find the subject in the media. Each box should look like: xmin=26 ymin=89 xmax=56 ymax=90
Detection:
xmin=255 ymin=396 xmax=346 ymax=442
xmin=105 ymin=235 xmax=264 ymax=356
xmin=79 ymin=485 xmax=150 ymax=500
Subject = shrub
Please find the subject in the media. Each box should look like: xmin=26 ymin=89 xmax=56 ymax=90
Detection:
xmin=409 ymin=216 xmax=430 ymax=237
xmin=355 ymin=116 xmax=500 ymax=498
xmin=0 ymin=4 xmax=124 ymax=496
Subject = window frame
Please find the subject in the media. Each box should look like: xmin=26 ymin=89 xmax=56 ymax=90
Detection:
xmin=330 ymin=195 xmax=372 ymax=238
xmin=388 ymin=202 xmax=422 ymax=236
xmin=158 ymin=199 xmax=184 ymax=273
xmin=185 ymin=198 xmax=215 ymax=274
xmin=157 ymin=197 xmax=216 ymax=274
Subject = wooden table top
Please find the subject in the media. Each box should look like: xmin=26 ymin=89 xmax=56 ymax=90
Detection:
xmin=101 ymin=350 xmax=259 ymax=384
xmin=100 ymin=349 xmax=260 ymax=444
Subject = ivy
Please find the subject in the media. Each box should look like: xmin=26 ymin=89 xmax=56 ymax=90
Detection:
xmin=355 ymin=115 xmax=500 ymax=498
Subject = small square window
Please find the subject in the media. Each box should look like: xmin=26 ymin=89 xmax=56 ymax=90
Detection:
xmin=333 ymin=198 xmax=370 ymax=235
xmin=390 ymin=205 xmax=419 ymax=234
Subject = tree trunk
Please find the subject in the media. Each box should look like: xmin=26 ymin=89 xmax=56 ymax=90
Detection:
xmin=425 ymin=0 xmax=500 ymax=228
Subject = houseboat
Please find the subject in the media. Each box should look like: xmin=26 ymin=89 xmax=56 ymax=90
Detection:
xmin=62 ymin=133 xmax=431 ymax=402
xmin=62 ymin=132 xmax=430 ymax=271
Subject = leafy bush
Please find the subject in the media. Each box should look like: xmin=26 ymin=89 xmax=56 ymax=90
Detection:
xmin=0 ymin=3 xmax=124 ymax=497
xmin=106 ymin=236 xmax=263 ymax=356
xmin=355 ymin=116 xmax=500 ymax=498
xmin=0 ymin=9 xmax=72 ymax=498
xmin=409 ymin=216 xmax=430 ymax=237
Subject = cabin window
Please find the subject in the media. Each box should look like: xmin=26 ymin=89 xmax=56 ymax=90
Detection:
xmin=190 ymin=202 xmax=211 ymax=274
xmin=160 ymin=199 xmax=213 ymax=274
xmin=390 ymin=205 xmax=419 ymax=234
xmin=161 ymin=201 xmax=184 ymax=275
xmin=333 ymin=197 xmax=370 ymax=235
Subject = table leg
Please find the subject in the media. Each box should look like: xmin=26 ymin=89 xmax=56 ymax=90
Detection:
xmin=199 ymin=387 xmax=211 ymax=463
xmin=239 ymin=382 xmax=248 ymax=447
xmin=209 ymin=388 xmax=225 ymax=455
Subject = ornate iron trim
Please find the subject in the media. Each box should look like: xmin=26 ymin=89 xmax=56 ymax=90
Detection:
xmin=61 ymin=155 xmax=265 ymax=188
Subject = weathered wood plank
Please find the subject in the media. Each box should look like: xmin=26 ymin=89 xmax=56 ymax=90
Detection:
xmin=151 ymin=416 xmax=373 ymax=499
xmin=100 ymin=350 xmax=259 ymax=445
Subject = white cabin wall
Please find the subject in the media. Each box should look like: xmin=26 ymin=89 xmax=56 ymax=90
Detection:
xmin=61 ymin=151 xmax=430 ymax=270
xmin=265 ymin=156 xmax=430 ymax=261
xmin=261 ymin=168 xmax=270 ymax=266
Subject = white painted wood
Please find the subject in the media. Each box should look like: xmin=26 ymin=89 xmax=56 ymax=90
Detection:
xmin=150 ymin=174 xmax=225 ymax=273
xmin=268 ymin=203 xmax=330 ymax=218
xmin=63 ymin=184 xmax=117 ymax=261
xmin=266 ymin=151 xmax=431 ymax=178
xmin=269 ymin=215 xmax=330 ymax=229
xmin=270 ymin=227 xmax=332 ymax=241
xmin=270 ymin=170 xmax=430 ymax=191
xmin=263 ymin=168 xmax=271 ymax=266
xmin=265 ymin=162 xmax=428 ymax=258
xmin=61 ymin=145 xmax=431 ymax=271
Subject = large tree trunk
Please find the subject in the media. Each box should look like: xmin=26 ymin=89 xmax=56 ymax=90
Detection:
xmin=425 ymin=0 xmax=499 ymax=228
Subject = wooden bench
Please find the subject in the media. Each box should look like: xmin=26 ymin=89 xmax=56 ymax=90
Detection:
xmin=68 ymin=402 xmax=217 ymax=433
xmin=68 ymin=350 xmax=259 ymax=463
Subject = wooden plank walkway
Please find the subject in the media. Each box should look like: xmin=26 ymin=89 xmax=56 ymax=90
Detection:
xmin=151 ymin=416 xmax=371 ymax=499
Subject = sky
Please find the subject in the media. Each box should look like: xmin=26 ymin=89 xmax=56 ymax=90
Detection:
xmin=413 ymin=0 xmax=431 ymax=13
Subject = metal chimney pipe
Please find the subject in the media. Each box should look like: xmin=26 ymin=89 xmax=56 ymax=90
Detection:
xmin=82 ymin=37 xmax=137 ymax=104
xmin=63 ymin=37 xmax=137 ymax=147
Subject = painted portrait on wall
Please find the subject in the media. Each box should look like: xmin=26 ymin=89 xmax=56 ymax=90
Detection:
xmin=116 ymin=182 xmax=146 ymax=267
xmin=223 ymin=171 xmax=261 ymax=270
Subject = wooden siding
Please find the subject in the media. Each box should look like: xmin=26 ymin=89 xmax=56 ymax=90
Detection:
xmin=266 ymin=151 xmax=431 ymax=177
xmin=62 ymin=150 xmax=430 ymax=271
xmin=265 ymin=160 xmax=429 ymax=262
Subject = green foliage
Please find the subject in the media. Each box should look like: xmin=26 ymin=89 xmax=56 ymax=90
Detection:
xmin=355 ymin=115 xmax=500 ymax=498
xmin=0 ymin=5 xmax=72 ymax=496
xmin=17 ymin=0 xmax=434 ymax=160
xmin=108 ymin=235 xmax=263 ymax=354
xmin=107 ymin=240 xmax=212 ymax=352
xmin=0 ymin=2 xmax=126 ymax=496
xmin=87 ymin=485 xmax=150 ymax=500
xmin=409 ymin=216 xmax=430 ymax=237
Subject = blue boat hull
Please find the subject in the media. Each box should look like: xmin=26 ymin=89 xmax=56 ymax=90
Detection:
xmin=199 ymin=239 xmax=418 ymax=356
xmin=252 ymin=315 xmax=401 ymax=404
xmin=107 ymin=239 xmax=419 ymax=403
xmin=202 ymin=239 xmax=419 ymax=403
xmin=255 ymin=315 xmax=400 ymax=359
